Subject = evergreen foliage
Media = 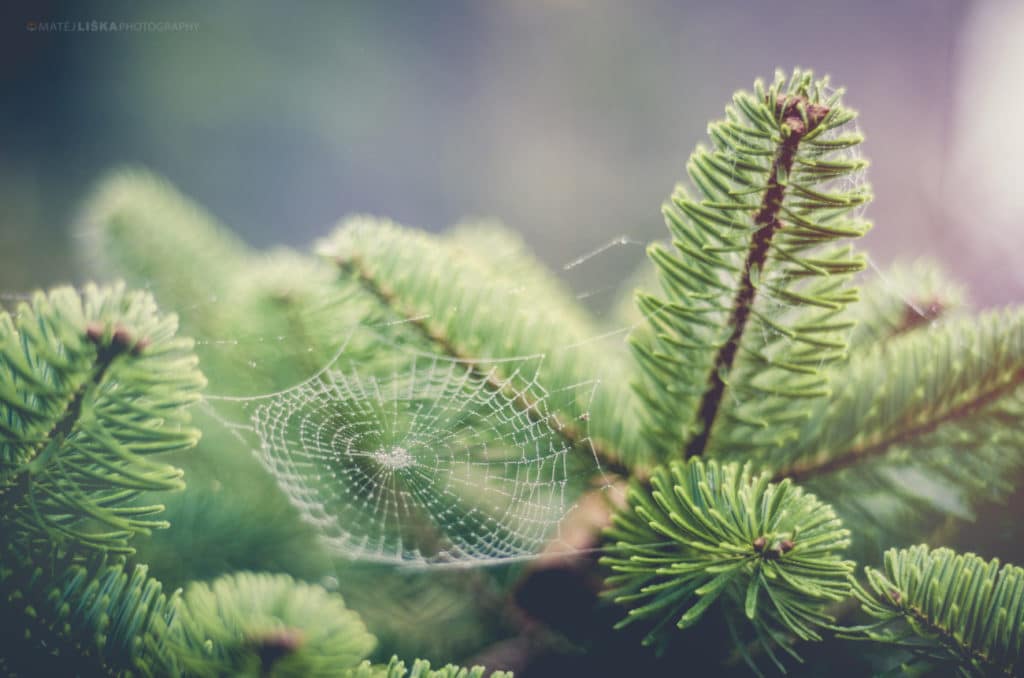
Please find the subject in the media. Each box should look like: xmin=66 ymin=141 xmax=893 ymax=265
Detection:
xmin=0 ymin=284 xmax=203 ymax=553
xmin=602 ymin=71 xmax=1024 ymax=672
xmin=0 ymin=550 xmax=179 ymax=677
xmin=4 ymin=68 xmax=1022 ymax=676
xmin=778 ymin=310 xmax=1024 ymax=557
xmin=631 ymin=70 xmax=870 ymax=462
xmin=776 ymin=309 xmax=1024 ymax=484
xmin=170 ymin=572 xmax=375 ymax=677
xmin=847 ymin=545 xmax=1024 ymax=676
xmin=317 ymin=216 xmax=643 ymax=471
xmin=0 ymin=286 xmax=506 ymax=676
xmin=0 ymin=285 xmax=194 ymax=676
xmin=602 ymin=459 xmax=852 ymax=649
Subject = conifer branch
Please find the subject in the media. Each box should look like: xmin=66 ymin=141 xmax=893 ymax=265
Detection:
xmin=846 ymin=545 xmax=1024 ymax=675
xmin=1 ymin=333 xmax=121 ymax=538
xmin=686 ymin=95 xmax=830 ymax=458
xmin=602 ymin=458 xmax=852 ymax=650
xmin=335 ymin=253 xmax=631 ymax=478
xmin=0 ymin=285 xmax=203 ymax=553
xmin=631 ymin=70 xmax=870 ymax=463
xmin=777 ymin=366 xmax=1024 ymax=483
xmin=770 ymin=309 xmax=1024 ymax=490
xmin=320 ymin=216 xmax=647 ymax=469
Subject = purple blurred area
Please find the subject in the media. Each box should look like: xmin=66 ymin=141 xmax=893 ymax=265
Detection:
xmin=1 ymin=0 xmax=1020 ymax=306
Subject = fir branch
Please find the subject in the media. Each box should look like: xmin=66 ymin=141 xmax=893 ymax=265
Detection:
xmin=0 ymin=284 xmax=204 ymax=553
xmin=631 ymin=69 xmax=870 ymax=462
xmin=77 ymin=172 xmax=385 ymax=394
xmin=771 ymin=309 xmax=1024 ymax=485
xmin=338 ymin=251 xmax=629 ymax=478
xmin=0 ymin=331 xmax=121 ymax=523
xmin=321 ymin=218 xmax=637 ymax=476
xmin=0 ymin=544 xmax=181 ymax=677
xmin=47 ymin=328 xmax=120 ymax=440
xmin=219 ymin=250 xmax=384 ymax=393
xmin=779 ymin=365 xmax=1024 ymax=483
xmin=77 ymin=170 xmax=250 ymax=321
xmin=686 ymin=94 xmax=831 ymax=458
xmin=170 ymin=572 xmax=377 ymax=677
xmin=846 ymin=545 xmax=1024 ymax=676
xmin=601 ymin=458 xmax=852 ymax=651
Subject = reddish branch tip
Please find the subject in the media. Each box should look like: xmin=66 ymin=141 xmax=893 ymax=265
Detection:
xmin=896 ymin=299 xmax=945 ymax=336
xmin=87 ymin=322 xmax=148 ymax=356
xmin=759 ymin=538 xmax=794 ymax=561
xmin=253 ymin=628 xmax=305 ymax=667
xmin=131 ymin=336 xmax=151 ymax=356
xmin=774 ymin=94 xmax=830 ymax=136
xmin=111 ymin=325 xmax=134 ymax=351
xmin=85 ymin=322 xmax=105 ymax=344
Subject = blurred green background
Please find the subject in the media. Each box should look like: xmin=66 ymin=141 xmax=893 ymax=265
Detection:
xmin=3 ymin=0 xmax=1022 ymax=310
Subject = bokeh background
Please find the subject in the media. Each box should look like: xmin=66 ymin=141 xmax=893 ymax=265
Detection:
xmin=2 ymin=0 xmax=1022 ymax=310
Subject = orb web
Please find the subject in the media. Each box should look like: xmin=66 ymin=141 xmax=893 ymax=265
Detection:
xmin=206 ymin=329 xmax=605 ymax=566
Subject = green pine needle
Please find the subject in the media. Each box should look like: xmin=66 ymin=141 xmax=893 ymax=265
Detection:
xmin=171 ymin=572 xmax=376 ymax=678
xmin=846 ymin=545 xmax=1024 ymax=676
xmin=601 ymin=458 xmax=853 ymax=650
xmin=0 ymin=283 xmax=205 ymax=553
xmin=631 ymin=69 xmax=870 ymax=461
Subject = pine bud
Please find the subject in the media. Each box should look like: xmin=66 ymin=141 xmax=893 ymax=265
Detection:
xmin=132 ymin=336 xmax=151 ymax=356
xmin=111 ymin=325 xmax=134 ymax=351
xmin=85 ymin=322 xmax=105 ymax=344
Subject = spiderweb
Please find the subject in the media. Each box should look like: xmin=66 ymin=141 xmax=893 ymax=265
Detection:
xmin=205 ymin=326 xmax=605 ymax=567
